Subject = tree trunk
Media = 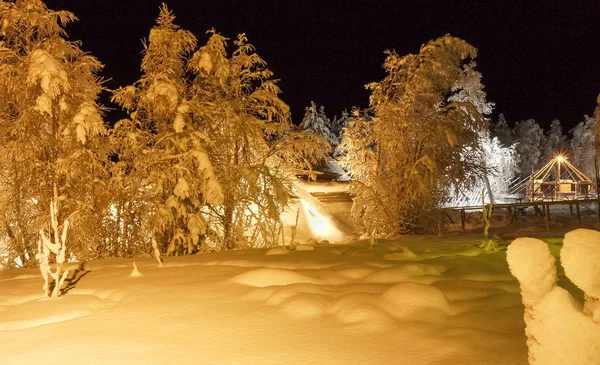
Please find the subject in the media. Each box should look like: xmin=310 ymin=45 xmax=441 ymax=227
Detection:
xmin=223 ymin=201 xmax=235 ymax=250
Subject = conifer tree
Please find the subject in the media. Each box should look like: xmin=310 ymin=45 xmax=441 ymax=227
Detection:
xmin=188 ymin=32 xmax=329 ymax=250
xmin=331 ymin=109 xmax=351 ymax=140
xmin=111 ymin=5 xmax=223 ymax=255
xmin=0 ymin=0 xmax=108 ymax=267
xmin=492 ymin=113 xmax=515 ymax=148
xmin=542 ymin=119 xmax=568 ymax=162
xmin=340 ymin=35 xmax=488 ymax=235
xmin=570 ymin=114 xmax=596 ymax=180
xmin=514 ymin=119 xmax=545 ymax=179
xmin=301 ymin=102 xmax=338 ymax=147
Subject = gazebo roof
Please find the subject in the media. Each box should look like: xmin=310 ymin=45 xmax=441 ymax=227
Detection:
xmin=531 ymin=154 xmax=593 ymax=184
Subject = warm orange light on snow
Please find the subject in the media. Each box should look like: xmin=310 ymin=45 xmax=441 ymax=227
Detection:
xmin=301 ymin=199 xmax=342 ymax=241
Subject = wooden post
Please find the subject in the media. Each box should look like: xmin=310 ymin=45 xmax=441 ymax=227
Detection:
xmin=460 ymin=208 xmax=466 ymax=230
xmin=569 ymin=203 xmax=573 ymax=215
xmin=545 ymin=204 xmax=550 ymax=232
xmin=576 ymin=201 xmax=581 ymax=225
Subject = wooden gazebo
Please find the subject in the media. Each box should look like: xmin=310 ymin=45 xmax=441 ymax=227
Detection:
xmin=526 ymin=155 xmax=594 ymax=201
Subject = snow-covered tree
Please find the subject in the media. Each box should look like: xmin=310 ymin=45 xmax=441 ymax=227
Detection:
xmin=514 ymin=119 xmax=545 ymax=179
xmin=448 ymin=61 xmax=494 ymax=115
xmin=481 ymin=136 xmax=518 ymax=198
xmin=189 ymin=32 xmax=329 ymax=250
xmin=0 ymin=0 xmax=108 ymax=267
xmin=491 ymin=113 xmax=514 ymax=148
xmin=570 ymin=114 xmax=596 ymax=180
xmin=301 ymin=102 xmax=338 ymax=148
xmin=331 ymin=109 xmax=351 ymax=141
xmin=542 ymin=119 xmax=568 ymax=163
xmin=447 ymin=60 xmax=517 ymax=205
xmin=331 ymin=109 xmax=353 ymax=157
xmin=111 ymin=5 xmax=223 ymax=256
xmin=340 ymin=35 xmax=488 ymax=235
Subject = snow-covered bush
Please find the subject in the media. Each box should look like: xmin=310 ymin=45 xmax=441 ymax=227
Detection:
xmin=507 ymin=229 xmax=600 ymax=365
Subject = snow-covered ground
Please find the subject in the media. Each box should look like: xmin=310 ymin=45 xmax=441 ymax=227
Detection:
xmin=0 ymin=235 xmax=539 ymax=365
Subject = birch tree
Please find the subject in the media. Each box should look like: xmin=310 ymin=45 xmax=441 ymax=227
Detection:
xmin=0 ymin=0 xmax=108 ymax=267
xmin=340 ymin=35 xmax=488 ymax=235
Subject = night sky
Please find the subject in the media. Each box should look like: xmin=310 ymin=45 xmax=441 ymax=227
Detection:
xmin=47 ymin=0 xmax=600 ymax=131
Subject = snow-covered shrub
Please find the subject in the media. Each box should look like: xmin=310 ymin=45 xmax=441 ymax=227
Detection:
xmin=507 ymin=230 xmax=600 ymax=365
xmin=561 ymin=229 xmax=600 ymax=323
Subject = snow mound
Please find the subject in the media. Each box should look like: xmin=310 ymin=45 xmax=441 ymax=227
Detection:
xmin=507 ymin=231 xmax=600 ymax=365
xmin=381 ymin=282 xmax=451 ymax=319
xmin=265 ymin=247 xmax=289 ymax=256
xmin=561 ymin=229 xmax=600 ymax=301
xmin=360 ymin=264 xmax=446 ymax=284
xmin=294 ymin=244 xmax=315 ymax=251
xmin=230 ymin=268 xmax=321 ymax=287
xmin=335 ymin=267 xmax=377 ymax=280
xmin=383 ymin=247 xmax=419 ymax=260
xmin=0 ymin=294 xmax=115 ymax=331
xmin=506 ymin=237 xmax=556 ymax=306
xmin=327 ymin=293 xmax=394 ymax=330
xmin=129 ymin=262 xmax=142 ymax=277
xmin=277 ymin=293 xmax=328 ymax=317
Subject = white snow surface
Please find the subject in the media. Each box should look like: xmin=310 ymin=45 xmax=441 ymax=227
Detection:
xmin=0 ymin=236 xmax=532 ymax=364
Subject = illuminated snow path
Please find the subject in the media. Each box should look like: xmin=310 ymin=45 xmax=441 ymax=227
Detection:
xmin=0 ymin=237 xmax=530 ymax=364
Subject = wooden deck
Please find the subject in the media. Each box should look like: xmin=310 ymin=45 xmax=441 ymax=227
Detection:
xmin=310 ymin=191 xmax=353 ymax=203
xmin=442 ymin=198 xmax=600 ymax=229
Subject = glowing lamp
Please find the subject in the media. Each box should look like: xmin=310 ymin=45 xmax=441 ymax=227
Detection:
xmin=555 ymin=155 xmax=565 ymax=162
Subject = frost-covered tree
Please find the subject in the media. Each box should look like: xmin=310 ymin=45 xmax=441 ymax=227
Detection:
xmin=111 ymin=5 xmax=223 ymax=256
xmin=492 ymin=113 xmax=514 ymax=147
xmin=570 ymin=114 xmax=596 ymax=180
xmin=542 ymin=119 xmax=568 ymax=163
xmin=514 ymin=119 xmax=545 ymax=179
xmin=340 ymin=35 xmax=488 ymax=235
xmin=331 ymin=109 xmax=352 ymax=157
xmin=481 ymin=136 xmax=518 ymax=199
xmin=0 ymin=0 xmax=108 ymax=267
xmin=331 ymin=109 xmax=351 ymax=141
xmin=301 ymin=102 xmax=338 ymax=148
xmin=448 ymin=61 xmax=494 ymax=115
xmin=447 ymin=60 xmax=516 ymax=205
xmin=189 ymin=32 xmax=329 ymax=250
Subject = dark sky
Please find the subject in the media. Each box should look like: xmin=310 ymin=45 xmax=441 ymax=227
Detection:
xmin=47 ymin=0 xmax=600 ymax=131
